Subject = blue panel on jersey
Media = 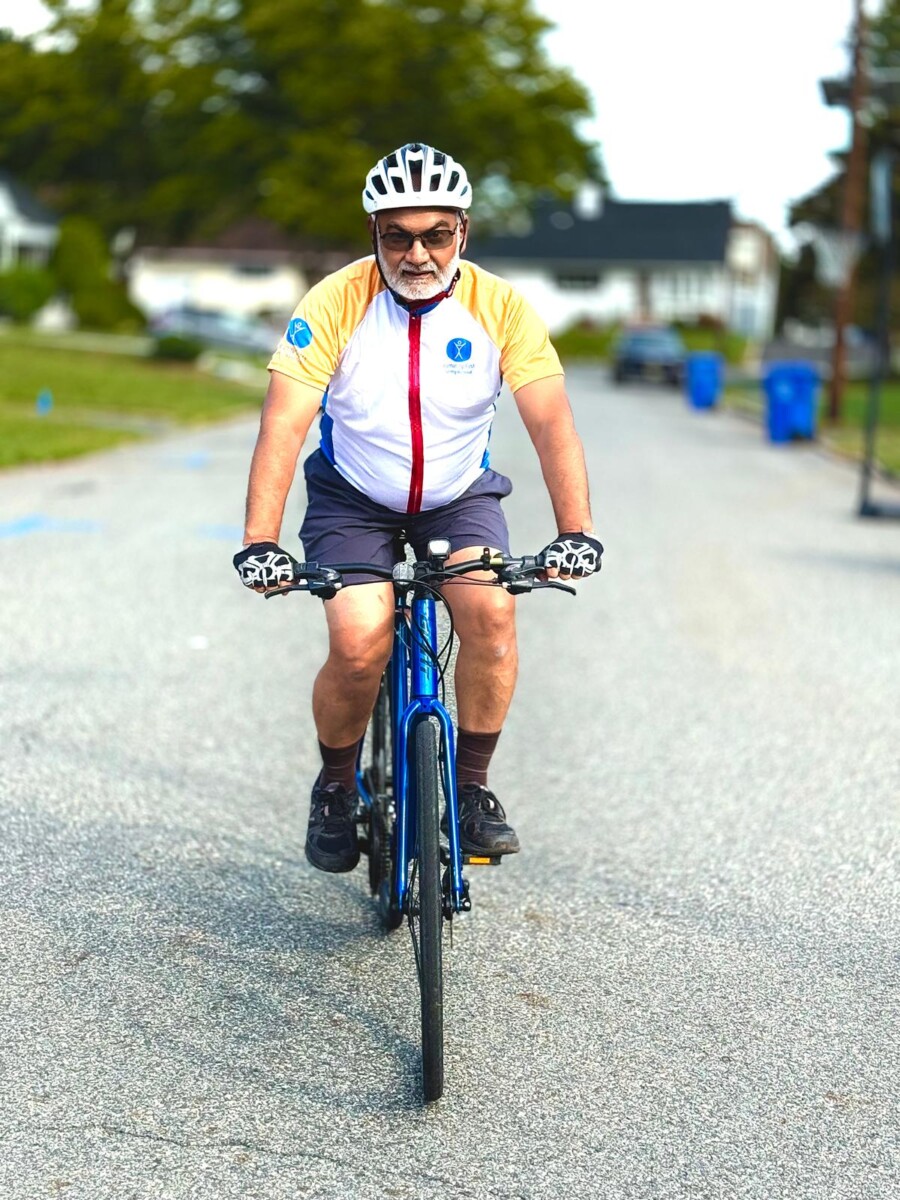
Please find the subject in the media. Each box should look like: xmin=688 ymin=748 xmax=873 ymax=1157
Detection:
xmin=324 ymin=403 xmax=338 ymax=458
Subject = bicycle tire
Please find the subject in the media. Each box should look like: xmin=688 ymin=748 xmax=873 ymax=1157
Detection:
xmin=411 ymin=718 xmax=444 ymax=1103
xmin=363 ymin=675 xmax=402 ymax=931
xmin=365 ymin=674 xmax=390 ymax=895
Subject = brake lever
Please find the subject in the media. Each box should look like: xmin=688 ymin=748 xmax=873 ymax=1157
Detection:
xmin=533 ymin=579 xmax=577 ymax=596
xmin=264 ymin=583 xmax=308 ymax=599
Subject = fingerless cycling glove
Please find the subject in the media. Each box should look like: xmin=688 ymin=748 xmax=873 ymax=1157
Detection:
xmin=541 ymin=532 xmax=604 ymax=577
xmin=233 ymin=541 xmax=297 ymax=589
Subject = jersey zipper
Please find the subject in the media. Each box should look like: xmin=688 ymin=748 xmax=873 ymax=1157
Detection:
xmin=406 ymin=311 xmax=424 ymax=514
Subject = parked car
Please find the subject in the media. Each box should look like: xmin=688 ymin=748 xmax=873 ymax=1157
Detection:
xmin=149 ymin=307 xmax=280 ymax=355
xmin=612 ymin=326 xmax=686 ymax=386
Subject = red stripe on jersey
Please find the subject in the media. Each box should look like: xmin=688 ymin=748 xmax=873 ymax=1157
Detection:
xmin=406 ymin=313 xmax=424 ymax=514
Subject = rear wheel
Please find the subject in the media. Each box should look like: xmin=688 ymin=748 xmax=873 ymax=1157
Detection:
xmin=410 ymin=719 xmax=444 ymax=1103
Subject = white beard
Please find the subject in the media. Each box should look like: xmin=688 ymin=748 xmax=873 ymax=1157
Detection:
xmin=379 ymin=248 xmax=460 ymax=301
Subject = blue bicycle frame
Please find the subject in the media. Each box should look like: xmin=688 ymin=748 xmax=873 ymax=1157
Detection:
xmin=357 ymin=588 xmax=466 ymax=916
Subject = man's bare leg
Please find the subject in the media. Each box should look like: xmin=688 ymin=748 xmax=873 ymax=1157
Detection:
xmin=312 ymin=580 xmax=395 ymax=749
xmin=305 ymin=580 xmax=395 ymax=874
xmin=441 ymin=545 xmax=520 ymax=853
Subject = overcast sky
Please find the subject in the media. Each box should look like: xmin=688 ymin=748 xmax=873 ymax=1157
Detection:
xmin=535 ymin=0 xmax=879 ymax=243
xmin=7 ymin=0 xmax=879 ymax=245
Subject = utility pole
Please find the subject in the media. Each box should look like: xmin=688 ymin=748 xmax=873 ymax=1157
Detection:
xmin=828 ymin=0 xmax=868 ymax=422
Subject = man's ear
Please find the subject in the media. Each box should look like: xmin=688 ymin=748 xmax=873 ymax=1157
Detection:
xmin=367 ymin=215 xmax=376 ymax=236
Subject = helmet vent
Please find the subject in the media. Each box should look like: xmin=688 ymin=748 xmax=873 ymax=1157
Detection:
xmin=362 ymin=144 xmax=472 ymax=214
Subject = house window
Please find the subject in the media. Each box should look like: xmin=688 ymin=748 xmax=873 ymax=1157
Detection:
xmin=555 ymin=272 xmax=600 ymax=291
xmin=233 ymin=263 xmax=275 ymax=277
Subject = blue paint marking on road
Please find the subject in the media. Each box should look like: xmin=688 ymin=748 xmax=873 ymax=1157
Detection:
xmin=161 ymin=451 xmax=212 ymax=469
xmin=0 ymin=514 xmax=103 ymax=539
xmin=196 ymin=523 xmax=245 ymax=541
xmin=0 ymin=515 xmax=46 ymax=538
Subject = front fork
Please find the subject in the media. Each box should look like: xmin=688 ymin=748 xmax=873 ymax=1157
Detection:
xmin=391 ymin=597 xmax=467 ymax=917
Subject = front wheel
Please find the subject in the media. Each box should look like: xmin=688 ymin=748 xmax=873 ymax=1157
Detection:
xmin=410 ymin=719 xmax=444 ymax=1103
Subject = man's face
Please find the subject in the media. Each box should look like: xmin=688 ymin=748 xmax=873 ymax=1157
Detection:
xmin=371 ymin=208 xmax=467 ymax=301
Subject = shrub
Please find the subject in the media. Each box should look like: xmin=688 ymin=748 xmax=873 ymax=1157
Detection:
xmin=51 ymin=215 xmax=145 ymax=332
xmin=52 ymin=216 xmax=110 ymax=295
xmin=151 ymin=334 xmax=203 ymax=362
xmin=70 ymin=282 xmax=145 ymax=332
xmin=553 ymin=320 xmax=621 ymax=360
xmin=678 ymin=325 xmax=748 ymax=365
xmin=0 ymin=266 xmax=57 ymax=323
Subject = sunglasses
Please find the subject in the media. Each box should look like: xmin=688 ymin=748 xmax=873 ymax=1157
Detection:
xmin=377 ymin=223 xmax=460 ymax=252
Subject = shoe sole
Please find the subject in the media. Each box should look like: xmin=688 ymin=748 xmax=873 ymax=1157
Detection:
xmin=440 ymin=820 xmax=520 ymax=857
xmin=304 ymin=843 xmax=361 ymax=874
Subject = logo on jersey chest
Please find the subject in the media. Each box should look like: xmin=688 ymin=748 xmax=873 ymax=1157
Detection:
xmin=445 ymin=337 xmax=474 ymax=375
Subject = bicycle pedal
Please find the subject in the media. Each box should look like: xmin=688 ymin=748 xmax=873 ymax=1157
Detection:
xmin=463 ymin=854 xmax=502 ymax=867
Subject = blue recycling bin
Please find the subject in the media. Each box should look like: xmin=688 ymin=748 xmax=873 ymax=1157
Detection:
xmin=763 ymin=362 xmax=820 ymax=443
xmin=685 ymin=351 xmax=724 ymax=409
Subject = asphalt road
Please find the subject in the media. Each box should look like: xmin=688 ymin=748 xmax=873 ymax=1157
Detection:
xmin=1 ymin=367 xmax=897 ymax=1199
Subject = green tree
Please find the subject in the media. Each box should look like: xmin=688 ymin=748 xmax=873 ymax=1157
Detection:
xmin=0 ymin=0 xmax=602 ymax=247
xmin=783 ymin=2 xmax=900 ymax=330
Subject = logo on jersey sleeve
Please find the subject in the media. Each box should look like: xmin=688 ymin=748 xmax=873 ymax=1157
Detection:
xmin=287 ymin=317 xmax=314 ymax=349
xmin=447 ymin=338 xmax=472 ymax=362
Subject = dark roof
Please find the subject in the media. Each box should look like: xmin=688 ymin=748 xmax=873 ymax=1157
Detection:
xmin=135 ymin=217 xmax=357 ymax=273
xmin=0 ymin=171 xmax=58 ymax=226
xmin=467 ymin=195 xmax=733 ymax=267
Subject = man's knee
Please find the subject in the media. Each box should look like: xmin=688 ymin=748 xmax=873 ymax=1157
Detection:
xmin=331 ymin=644 xmax=391 ymax=686
xmin=454 ymin=591 xmax=517 ymax=656
xmin=323 ymin=585 xmax=394 ymax=685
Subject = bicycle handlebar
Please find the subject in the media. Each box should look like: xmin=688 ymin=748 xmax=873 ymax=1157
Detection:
xmin=263 ymin=549 xmax=577 ymax=600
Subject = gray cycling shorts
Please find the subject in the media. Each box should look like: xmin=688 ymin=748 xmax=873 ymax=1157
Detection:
xmin=298 ymin=451 xmax=512 ymax=580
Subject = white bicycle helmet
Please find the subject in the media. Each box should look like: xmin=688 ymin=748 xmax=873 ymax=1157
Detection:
xmin=362 ymin=143 xmax=472 ymax=213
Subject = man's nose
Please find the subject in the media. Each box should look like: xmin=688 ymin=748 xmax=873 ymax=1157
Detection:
xmin=404 ymin=237 xmax=431 ymax=264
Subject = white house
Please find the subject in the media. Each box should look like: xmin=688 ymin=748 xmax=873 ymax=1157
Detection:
xmin=0 ymin=171 xmax=58 ymax=270
xmin=127 ymin=218 xmax=310 ymax=321
xmin=466 ymin=190 xmax=779 ymax=341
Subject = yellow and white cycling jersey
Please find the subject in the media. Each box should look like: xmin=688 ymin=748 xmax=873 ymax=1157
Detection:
xmin=268 ymin=256 xmax=563 ymax=514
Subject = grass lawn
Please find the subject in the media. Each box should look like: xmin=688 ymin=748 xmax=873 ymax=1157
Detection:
xmin=723 ymin=379 xmax=900 ymax=476
xmin=0 ymin=333 xmax=262 ymax=467
xmin=0 ymin=414 xmax=140 ymax=468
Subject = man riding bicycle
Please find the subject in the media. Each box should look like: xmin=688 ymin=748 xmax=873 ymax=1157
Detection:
xmin=234 ymin=143 xmax=602 ymax=874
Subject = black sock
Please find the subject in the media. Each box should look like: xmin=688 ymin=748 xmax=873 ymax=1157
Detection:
xmin=318 ymin=739 xmax=360 ymax=791
xmin=456 ymin=729 xmax=501 ymax=789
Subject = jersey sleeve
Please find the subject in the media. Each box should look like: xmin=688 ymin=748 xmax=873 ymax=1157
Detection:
xmin=267 ymin=278 xmax=344 ymax=393
xmin=500 ymin=292 xmax=564 ymax=392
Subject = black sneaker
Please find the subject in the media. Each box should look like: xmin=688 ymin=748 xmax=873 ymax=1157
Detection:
xmin=449 ymin=784 xmax=520 ymax=855
xmin=305 ymin=778 xmax=360 ymax=873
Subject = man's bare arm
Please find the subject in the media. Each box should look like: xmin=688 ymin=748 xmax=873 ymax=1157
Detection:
xmin=243 ymin=372 xmax=324 ymax=545
xmin=513 ymin=375 xmax=594 ymax=533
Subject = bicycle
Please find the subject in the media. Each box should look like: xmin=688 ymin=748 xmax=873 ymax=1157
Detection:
xmin=268 ymin=539 xmax=573 ymax=1103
